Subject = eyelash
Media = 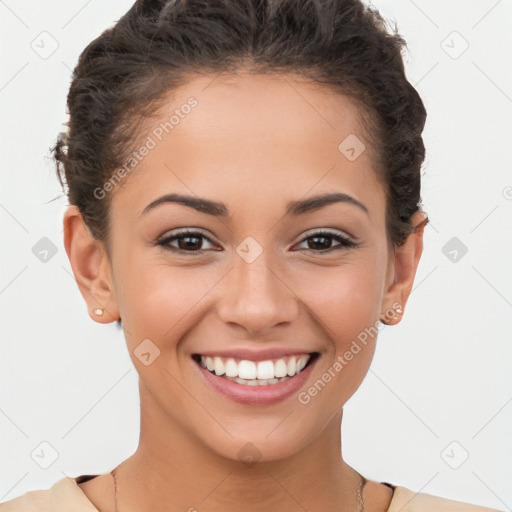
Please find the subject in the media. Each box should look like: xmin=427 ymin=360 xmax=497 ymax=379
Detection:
xmin=157 ymin=229 xmax=360 ymax=255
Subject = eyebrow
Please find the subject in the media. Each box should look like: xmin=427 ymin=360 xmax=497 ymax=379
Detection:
xmin=140 ymin=192 xmax=369 ymax=218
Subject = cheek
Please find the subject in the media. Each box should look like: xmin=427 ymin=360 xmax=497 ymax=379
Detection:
xmin=289 ymin=257 xmax=385 ymax=399
xmin=115 ymin=263 xmax=211 ymax=406
xmin=294 ymin=256 xmax=384 ymax=341
xmin=118 ymin=260 xmax=220 ymax=348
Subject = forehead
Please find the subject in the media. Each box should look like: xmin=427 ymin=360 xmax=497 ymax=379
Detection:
xmin=165 ymin=71 xmax=371 ymax=154
xmin=110 ymin=71 xmax=385 ymax=224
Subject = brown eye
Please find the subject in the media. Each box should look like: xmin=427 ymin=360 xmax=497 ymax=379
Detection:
xmin=294 ymin=230 xmax=359 ymax=253
xmin=157 ymin=230 xmax=217 ymax=253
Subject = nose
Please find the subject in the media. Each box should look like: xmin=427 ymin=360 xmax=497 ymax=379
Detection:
xmin=217 ymin=252 xmax=299 ymax=336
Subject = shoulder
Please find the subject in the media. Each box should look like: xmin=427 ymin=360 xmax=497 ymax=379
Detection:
xmin=387 ymin=484 xmax=504 ymax=512
xmin=0 ymin=476 xmax=99 ymax=512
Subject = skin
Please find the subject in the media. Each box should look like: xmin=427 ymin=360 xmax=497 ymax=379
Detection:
xmin=63 ymin=71 xmax=427 ymax=512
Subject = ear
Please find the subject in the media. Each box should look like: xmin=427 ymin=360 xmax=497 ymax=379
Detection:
xmin=380 ymin=210 xmax=429 ymax=325
xmin=63 ymin=205 xmax=120 ymax=324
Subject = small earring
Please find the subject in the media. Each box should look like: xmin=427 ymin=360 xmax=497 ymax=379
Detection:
xmin=93 ymin=308 xmax=104 ymax=316
xmin=393 ymin=306 xmax=403 ymax=318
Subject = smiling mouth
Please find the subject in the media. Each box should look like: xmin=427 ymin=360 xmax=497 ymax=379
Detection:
xmin=191 ymin=352 xmax=320 ymax=386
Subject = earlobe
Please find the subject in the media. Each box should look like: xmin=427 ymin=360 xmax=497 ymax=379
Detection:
xmin=63 ymin=205 xmax=120 ymax=324
xmin=380 ymin=210 xmax=428 ymax=326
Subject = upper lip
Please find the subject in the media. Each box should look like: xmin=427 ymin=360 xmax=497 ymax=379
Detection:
xmin=193 ymin=348 xmax=319 ymax=362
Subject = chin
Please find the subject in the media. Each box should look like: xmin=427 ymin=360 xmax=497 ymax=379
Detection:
xmin=197 ymin=421 xmax=316 ymax=466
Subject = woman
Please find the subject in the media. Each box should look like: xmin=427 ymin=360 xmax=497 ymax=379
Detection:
xmin=0 ymin=0 xmax=502 ymax=510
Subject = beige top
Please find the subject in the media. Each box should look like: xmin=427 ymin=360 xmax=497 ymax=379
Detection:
xmin=0 ymin=475 xmax=503 ymax=511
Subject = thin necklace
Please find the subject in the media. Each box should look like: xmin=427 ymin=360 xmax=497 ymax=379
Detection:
xmin=111 ymin=467 xmax=366 ymax=512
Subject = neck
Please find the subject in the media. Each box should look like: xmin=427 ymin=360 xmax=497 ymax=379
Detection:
xmin=114 ymin=384 xmax=363 ymax=512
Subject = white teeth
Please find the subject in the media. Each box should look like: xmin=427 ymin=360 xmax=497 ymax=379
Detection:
xmin=274 ymin=359 xmax=288 ymax=378
xmin=198 ymin=353 xmax=313 ymax=383
xmin=230 ymin=376 xmax=287 ymax=386
xmin=213 ymin=356 xmax=225 ymax=376
xmin=238 ymin=360 xmax=257 ymax=380
xmin=224 ymin=358 xmax=238 ymax=377
xmin=286 ymin=357 xmax=296 ymax=377
xmin=297 ymin=355 xmax=309 ymax=372
xmin=257 ymin=360 xmax=274 ymax=380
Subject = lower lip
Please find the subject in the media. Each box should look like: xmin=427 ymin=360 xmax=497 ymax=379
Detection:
xmin=193 ymin=356 xmax=318 ymax=405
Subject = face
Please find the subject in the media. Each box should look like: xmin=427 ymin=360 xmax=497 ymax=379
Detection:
xmin=65 ymin=71 xmax=424 ymax=463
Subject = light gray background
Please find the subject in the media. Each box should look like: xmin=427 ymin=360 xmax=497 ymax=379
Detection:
xmin=1 ymin=0 xmax=511 ymax=509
